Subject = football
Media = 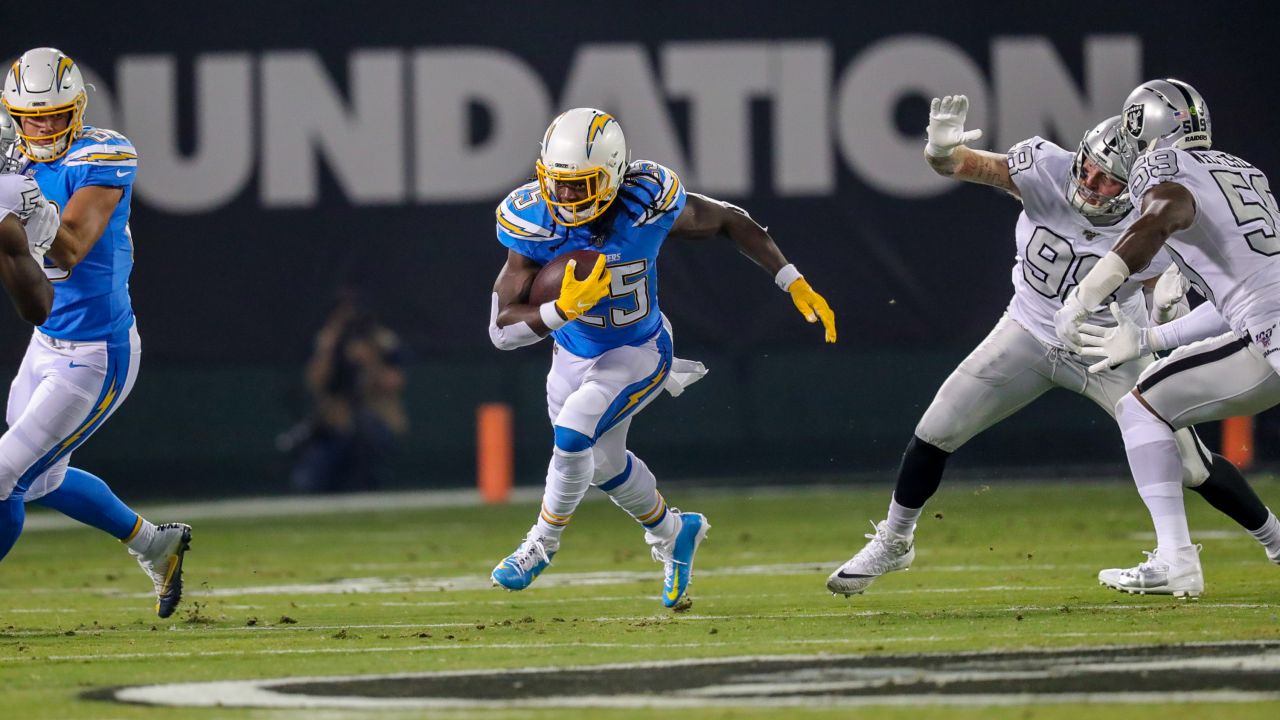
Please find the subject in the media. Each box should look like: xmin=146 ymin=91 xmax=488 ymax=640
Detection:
xmin=528 ymin=249 xmax=603 ymax=306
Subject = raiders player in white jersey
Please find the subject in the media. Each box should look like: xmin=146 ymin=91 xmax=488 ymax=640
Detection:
xmin=0 ymin=169 xmax=54 ymax=325
xmin=827 ymin=94 xmax=1278 ymax=597
xmin=1059 ymin=79 xmax=1280 ymax=596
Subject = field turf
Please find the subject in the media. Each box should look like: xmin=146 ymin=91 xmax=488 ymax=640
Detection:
xmin=3 ymin=477 xmax=1280 ymax=719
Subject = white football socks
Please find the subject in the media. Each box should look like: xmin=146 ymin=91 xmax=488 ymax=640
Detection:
xmin=1249 ymin=509 xmax=1280 ymax=557
xmin=600 ymin=452 xmax=678 ymax=542
xmin=534 ymin=446 xmax=594 ymax=549
xmin=1116 ymin=393 xmax=1194 ymax=560
xmin=885 ymin=496 xmax=921 ymax=537
xmin=125 ymin=517 xmax=157 ymax=555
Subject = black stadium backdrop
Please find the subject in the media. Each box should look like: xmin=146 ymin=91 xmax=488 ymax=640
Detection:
xmin=3 ymin=1 xmax=1276 ymax=496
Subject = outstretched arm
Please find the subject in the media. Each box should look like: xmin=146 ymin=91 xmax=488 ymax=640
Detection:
xmin=926 ymin=146 xmax=1020 ymax=197
xmin=923 ymin=95 xmax=1019 ymax=198
xmin=0 ymin=215 xmax=53 ymax=325
xmin=671 ymin=193 xmax=835 ymax=343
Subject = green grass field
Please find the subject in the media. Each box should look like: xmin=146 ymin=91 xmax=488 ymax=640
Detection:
xmin=3 ymin=477 xmax=1280 ymax=719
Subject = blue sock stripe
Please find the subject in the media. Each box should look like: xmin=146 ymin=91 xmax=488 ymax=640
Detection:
xmin=13 ymin=339 xmax=130 ymax=497
xmin=597 ymin=455 xmax=633 ymax=492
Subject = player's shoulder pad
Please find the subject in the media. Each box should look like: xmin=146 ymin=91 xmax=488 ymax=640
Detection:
xmin=619 ymin=159 xmax=684 ymax=226
xmin=495 ymin=180 xmax=558 ymax=245
xmin=0 ymin=173 xmax=42 ymax=218
xmin=63 ymin=126 xmax=138 ymax=168
xmin=1129 ymin=147 xmax=1189 ymax=201
xmin=1006 ymin=136 xmax=1070 ymax=178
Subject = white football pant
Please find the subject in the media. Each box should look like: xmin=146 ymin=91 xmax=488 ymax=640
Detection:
xmin=0 ymin=325 xmax=141 ymax=502
xmin=914 ymin=314 xmax=1210 ymax=486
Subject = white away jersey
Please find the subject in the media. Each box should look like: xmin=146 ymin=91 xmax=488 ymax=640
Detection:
xmin=1005 ymin=137 xmax=1169 ymax=348
xmin=1129 ymin=147 xmax=1280 ymax=339
xmin=0 ymin=173 xmax=58 ymax=256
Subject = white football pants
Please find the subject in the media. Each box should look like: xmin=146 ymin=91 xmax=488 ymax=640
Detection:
xmin=546 ymin=322 xmax=673 ymax=483
xmin=1136 ymin=329 xmax=1280 ymax=427
xmin=0 ymin=325 xmax=141 ymax=502
xmin=914 ymin=314 xmax=1210 ymax=486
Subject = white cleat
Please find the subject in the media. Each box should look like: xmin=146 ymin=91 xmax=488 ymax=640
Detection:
xmin=1098 ymin=546 xmax=1203 ymax=599
xmin=826 ymin=521 xmax=915 ymax=596
xmin=131 ymin=523 xmax=192 ymax=618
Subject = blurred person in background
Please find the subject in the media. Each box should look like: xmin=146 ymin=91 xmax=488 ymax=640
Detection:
xmin=282 ymin=288 xmax=408 ymax=493
xmin=0 ymin=49 xmax=191 ymax=618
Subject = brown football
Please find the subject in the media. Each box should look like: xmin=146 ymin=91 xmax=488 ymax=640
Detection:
xmin=528 ymin=249 xmax=603 ymax=306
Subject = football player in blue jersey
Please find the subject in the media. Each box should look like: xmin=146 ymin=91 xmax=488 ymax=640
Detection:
xmin=0 ymin=48 xmax=191 ymax=618
xmin=487 ymin=108 xmax=836 ymax=609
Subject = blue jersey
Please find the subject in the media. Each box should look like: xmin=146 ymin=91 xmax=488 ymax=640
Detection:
xmin=24 ymin=126 xmax=137 ymax=342
xmin=496 ymin=160 xmax=686 ymax=358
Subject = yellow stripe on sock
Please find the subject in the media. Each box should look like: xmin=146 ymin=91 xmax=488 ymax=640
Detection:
xmin=540 ymin=506 xmax=573 ymax=527
xmin=638 ymin=496 xmax=666 ymax=524
xmin=121 ymin=516 xmax=143 ymax=543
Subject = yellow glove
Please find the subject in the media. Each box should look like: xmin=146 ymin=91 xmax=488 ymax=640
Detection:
xmin=555 ymin=255 xmax=612 ymax=321
xmin=788 ymin=277 xmax=837 ymax=343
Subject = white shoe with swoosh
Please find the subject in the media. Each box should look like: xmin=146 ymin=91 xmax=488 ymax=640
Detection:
xmin=827 ymin=521 xmax=914 ymax=596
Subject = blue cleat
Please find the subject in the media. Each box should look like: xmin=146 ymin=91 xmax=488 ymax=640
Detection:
xmin=491 ymin=530 xmax=555 ymax=591
xmin=649 ymin=510 xmax=710 ymax=610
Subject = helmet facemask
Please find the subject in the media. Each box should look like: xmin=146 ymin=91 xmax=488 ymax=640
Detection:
xmin=5 ymin=101 xmax=85 ymax=162
xmin=2 ymin=49 xmax=89 ymax=163
xmin=536 ymin=161 xmax=617 ymax=227
xmin=536 ymin=108 xmax=627 ymax=228
xmin=0 ymin=111 xmax=21 ymax=174
xmin=1066 ymin=116 xmax=1135 ymax=227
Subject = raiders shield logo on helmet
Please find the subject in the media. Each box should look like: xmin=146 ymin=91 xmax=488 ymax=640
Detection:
xmin=1124 ymin=103 xmax=1144 ymax=139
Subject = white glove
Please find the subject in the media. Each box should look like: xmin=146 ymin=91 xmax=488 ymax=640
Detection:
xmin=926 ymin=95 xmax=984 ymax=157
xmin=1151 ymin=264 xmax=1191 ymax=324
xmin=1053 ymin=289 xmax=1090 ymax=353
xmin=23 ymin=197 xmax=58 ymax=264
xmin=1079 ymin=302 xmax=1150 ymax=374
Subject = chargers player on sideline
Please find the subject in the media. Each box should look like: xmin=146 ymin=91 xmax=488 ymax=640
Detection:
xmin=1060 ymin=79 xmax=1280 ymax=596
xmin=488 ymin=108 xmax=835 ymax=609
xmin=0 ymin=48 xmax=192 ymax=618
xmin=827 ymin=95 xmax=1278 ymax=598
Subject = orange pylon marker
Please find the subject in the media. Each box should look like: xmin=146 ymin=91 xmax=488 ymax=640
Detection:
xmin=1222 ymin=416 xmax=1255 ymax=470
xmin=477 ymin=403 xmax=514 ymax=504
